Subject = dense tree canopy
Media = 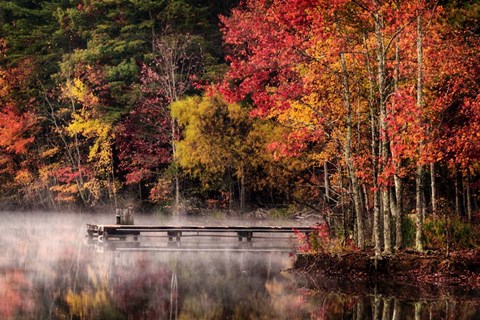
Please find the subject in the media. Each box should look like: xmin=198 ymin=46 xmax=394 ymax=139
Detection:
xmin=0 ymin=0 xmax=238 ymax=209
xmin=0 ymin=0 xmax=479 ymax=252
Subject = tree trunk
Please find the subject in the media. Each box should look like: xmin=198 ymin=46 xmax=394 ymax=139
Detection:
xmin=340 ymin=51 xmax=365 ymax=250
xmin=364 ymin=32 xmax=381 ymax=256
xmin=414 ymin=302 xmax=422 ymax=320
xmin=374 ymin=10 xmax=392 ymax=254
xmin=172 ymin=120 xmax=180 ymax=214
xmin=153 ymin=33 xmax=201 ymax=214
xmin=148 ymin=9 xmax=155 ymax=52
xmin=228 ymin=167 xmax=234 ymax=212
xmin=415 ymin=12 xmax=425 ymax=252
xmin=455 ymin=170 xmax=463 ymax=216
xmin=389 ymin=189 xmax=397 ymax=246
xmin=394 ymin=175 xmax=403 ymax=249
xmin=239 ymin=164 xmax=246 ymax=212
xmin=373 ymin=289 xmax=381 ymax=320
xmin=465 ymin=175 xmax=472 ymax=222
xmin=382 ymin=298 xmax=391 ymax=320
xmin=370 ymin=91 xmax=381 ymax=256
xmin=43 ymin=88 xmax=89 ymax=207
xmin=392 ymin=1 xmax=403 ymax=250
xmin=416 ymin=167 xmax=424 ymax=251
xmin=430 ymin=162 xmax=437 ymax=215
xmin=392 ymin=299 xmax=402 ymax=320
xmin=324 ymin=161 xmax=330 ymax=201
xmin=356 ymin=299 xmax=365 ymax=320
xmin=383 ymin=190 xmax=392 ymax=254
xmin=362 ymin=184 xmax=372 ymax=234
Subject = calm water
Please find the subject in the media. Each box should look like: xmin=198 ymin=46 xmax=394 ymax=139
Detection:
xmin=0 ymin=212 xmax=479 ymax=319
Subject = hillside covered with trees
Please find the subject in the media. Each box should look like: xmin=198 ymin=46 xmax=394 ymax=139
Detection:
xmin=1 ymin=0 xmax=480 ymax=253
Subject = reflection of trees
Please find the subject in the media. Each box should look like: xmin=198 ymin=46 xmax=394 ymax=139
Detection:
xmin=296 ymin=279 xmax=480 ymax=320
xmin=174 ymin=252 xmax=279 ymax=319
xmin=0 ymin=270 xmax=34 ymax=319
xmin=1 ymin=212 xmax=480 ymax=319
xmin=307 ymin=294 xmax=480 ymax=320
xmin=65 ymin=251 xmax=292 ymax=319
xmin=109 ymin=255 xmax=173 ymax=319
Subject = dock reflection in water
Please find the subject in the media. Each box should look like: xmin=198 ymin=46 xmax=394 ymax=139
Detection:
xmin=1 ymin=212 xmax=480 ymax=319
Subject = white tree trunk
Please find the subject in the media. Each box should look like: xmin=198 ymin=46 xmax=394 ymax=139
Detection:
xmin=374 ymin=10 xmax=392 ymax=254
xmin=415 ymin=13 xmax=425 ymax=252
xmin=340 ymin=51 xmax=365 ymax=250
xmin=430 ymin=162 xmax=437 ymax=215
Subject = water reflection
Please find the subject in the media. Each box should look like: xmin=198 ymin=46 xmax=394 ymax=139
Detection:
xmin=0 ymin=212 xmax=479 ymax=319
xmin=300 ymin=291 xmax=480 ymax=320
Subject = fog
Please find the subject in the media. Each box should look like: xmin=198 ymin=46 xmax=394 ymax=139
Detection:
xmin=0 ymin=211 xmax=312 ymax=319
xmin=1 ymin=212 xmax=480 ymax=320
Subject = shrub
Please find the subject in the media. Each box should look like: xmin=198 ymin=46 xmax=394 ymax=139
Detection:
xmin=423 ymin=216 xmax=479 ymax=251
xmin=402 ymin=215 xmax=416 ymax=248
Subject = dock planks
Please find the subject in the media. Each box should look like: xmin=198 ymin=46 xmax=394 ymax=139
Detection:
xmin=87 ymin=224 xmax=313 ymax=242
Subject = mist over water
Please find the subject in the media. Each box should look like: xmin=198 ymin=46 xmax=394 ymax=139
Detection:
xmin=1 ymin=212 xmax=479 ymax=319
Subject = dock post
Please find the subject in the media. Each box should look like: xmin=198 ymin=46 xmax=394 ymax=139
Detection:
xmin=124 ymin=207 xmax=134 ymax=225
xmin=115 ymin=207 xmax=134 ymax=225
xmin=115 ymin=209 xmax=121 ymax=224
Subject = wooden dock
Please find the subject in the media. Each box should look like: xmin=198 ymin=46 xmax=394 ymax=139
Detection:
xmin=86 ymin=224 xmax=313 ymax=242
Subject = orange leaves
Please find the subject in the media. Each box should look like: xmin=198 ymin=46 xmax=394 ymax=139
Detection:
xmin=148 ymin=178 xmax=173 ymax=204
xmin=0 ymin=106 xmax=36 ymax=155
xmin=220 ymin=0 xmax=480 ymax=203
xmin=0 ymin=49 xmax=37 ymax=157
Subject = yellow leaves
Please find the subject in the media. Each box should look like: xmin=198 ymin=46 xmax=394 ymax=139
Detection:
xmin=66 ymin=289 xmax=109 ymax=319
xmin=275 ymin=100 xmax=318 ymax=129
xmin=309 ymin=144 xmax=336 ymax=166
xmin=50 ymin=184 xmax=78 ymax=202
xmin=0 ymin=70 xmax=9 ymax=98
xmin=67 ymin=109 xmax=114 ymax=174
xmin=67 ymin=112 xmax=111 ymax=139
xmin=64 ymin=78 xmax=99 ymax=105
xmin=227 ymin=101 xmax=249 ymax=123
xmin=172 ymin=94 xmax=256 ymax=185
xmin=171 ymin=95 xmax=202 ymax=125
xmin=40 ymin=147 xmax=59 ymax=159
xmin=70 ymin=78 xmax=87 ymax=101
xmin=14 ymin=170 xmax=33 ymax=185
xmin=84 ymin=179 xmax=102 ymax=201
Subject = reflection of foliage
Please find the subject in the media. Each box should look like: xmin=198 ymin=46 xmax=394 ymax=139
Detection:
xmin=2 ymin=210 xmax=480 ymax=319
xmin=179 ymin=292 xmax=223 ymax=319
xmin=110 ymin=258 xmax=173 ymax=319
xmin=66 ymin=289 xmax=120 ymax=320
xmin=0 ymin=271 xmax=34 ymax=319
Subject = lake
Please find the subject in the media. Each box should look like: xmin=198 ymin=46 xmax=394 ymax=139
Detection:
xmin=0 ymin=212 xmax=479 ymax=319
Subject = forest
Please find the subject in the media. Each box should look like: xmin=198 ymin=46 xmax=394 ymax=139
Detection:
xmin=1 ymin=0 xmax=480 ymax=254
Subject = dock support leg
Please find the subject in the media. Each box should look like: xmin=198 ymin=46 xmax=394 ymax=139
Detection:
xmin=168 ymin=231 xmax=182 ymax=242
xmin=237 ymin=231 xmax=253 ymax=242
xmin=98 ymin=231 xmax=108 ymax=242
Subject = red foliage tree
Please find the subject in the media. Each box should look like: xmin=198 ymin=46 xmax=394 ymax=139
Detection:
xmin=116 ymin=66 xmax=172 ymax=185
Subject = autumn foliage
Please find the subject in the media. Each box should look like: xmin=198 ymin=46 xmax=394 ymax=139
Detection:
xmin=0 ymin=0 xmax=479 ymax=253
